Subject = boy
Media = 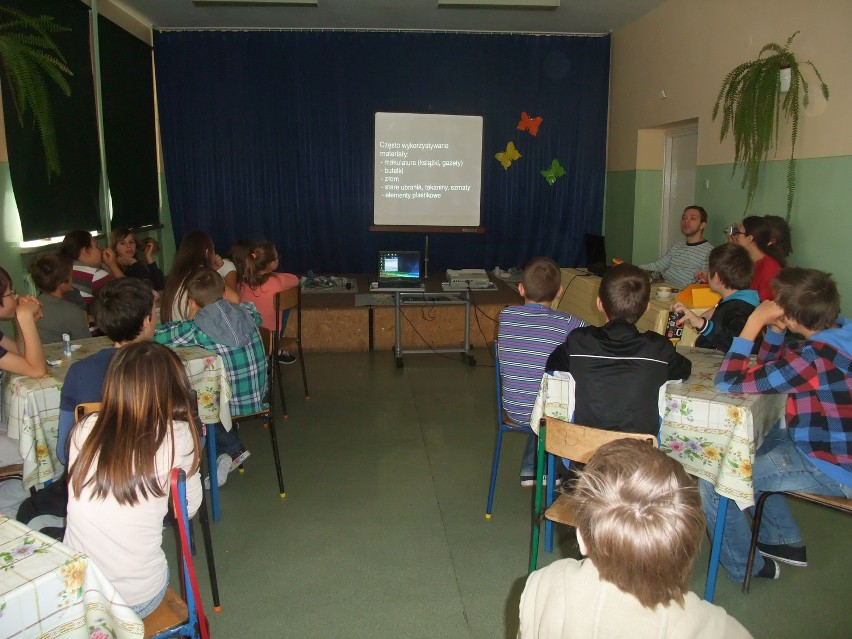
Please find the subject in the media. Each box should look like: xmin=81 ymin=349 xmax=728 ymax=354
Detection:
xmin=638 ymin=205 xmax=713 ymax=288
xmin=518 ymin=439 xmax=751 ymax=638
xmin=497 ymin=257 xmax=586 ymax=486
xmin=155 ymin=266 xmax=265 ymax=475
xmin=543 ymin=263 xmax=691 ymax=435
xmin=705 ymin=267 xmax=852 ymax=582
xmin=671 ymin=243 xmax=758 ymax=352
xmin=29 ymin=253 xmax=90 ymax=344
xmin=59 ymin=230 xmax=123 ymax=307
xmin=57 ymin=278 xmax=156 ymax=465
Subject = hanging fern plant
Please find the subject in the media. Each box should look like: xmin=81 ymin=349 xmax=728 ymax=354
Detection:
xmin=713 ymin=31 xmax=829 ymax=221
xmin=0 ymin=7 xmax=72 ymax=179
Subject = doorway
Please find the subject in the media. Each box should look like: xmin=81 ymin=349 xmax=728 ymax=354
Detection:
xmin=661 ymin=128 xmax=698 ymax=252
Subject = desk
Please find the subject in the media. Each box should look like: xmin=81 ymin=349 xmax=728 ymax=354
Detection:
xmin=0 ymin=516 xmax=143 ymax=639
xmin=391 ymin=291 xmax=474 ymax=368
xmin=1 ymin=337 xmax=232 ymax=490
xmin=533 ymin=346 xmax=785 ymax=601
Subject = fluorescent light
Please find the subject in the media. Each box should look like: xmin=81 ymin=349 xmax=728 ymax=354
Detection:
xmin=438 ymin=0 xmax=559 ymax=6
xmin=193 ymin=0 xmax=318 ymax=6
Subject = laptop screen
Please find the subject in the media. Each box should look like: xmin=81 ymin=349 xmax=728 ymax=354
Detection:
xmin=379 ymin=251 xmax=421 ymax=280
xmin=585 ymin=234 xmax=607 ymax=269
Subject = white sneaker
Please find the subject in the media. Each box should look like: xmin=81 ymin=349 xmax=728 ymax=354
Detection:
xmin=204 ymin=454 xmax=233 ymax=489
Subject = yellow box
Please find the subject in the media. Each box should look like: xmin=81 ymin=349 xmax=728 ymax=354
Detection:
xmin=675 ymin=284 xmax=720 ymax=308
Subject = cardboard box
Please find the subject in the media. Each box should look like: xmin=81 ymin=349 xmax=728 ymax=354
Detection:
xmin=675 ymin=284 xmax=720 ymax=308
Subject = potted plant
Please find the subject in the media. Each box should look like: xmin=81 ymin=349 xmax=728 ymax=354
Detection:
xmin=713 ymin=31 xmax=829 ymax=220
xmin=0 ymin=7 xmax=71 ymax=178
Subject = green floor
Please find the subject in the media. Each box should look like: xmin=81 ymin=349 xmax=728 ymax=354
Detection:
xmin=169 ymin=349 xmax=852 ymax=638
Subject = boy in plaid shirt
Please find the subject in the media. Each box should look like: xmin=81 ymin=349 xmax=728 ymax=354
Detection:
xmin=155 ymin=266 xmax=267 ymax=485
xmin=703 ymin=267 xmax=852 ymax=582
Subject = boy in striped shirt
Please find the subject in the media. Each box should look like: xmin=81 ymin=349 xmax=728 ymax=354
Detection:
xmin=497 ymin=257 xmax=586 ymax=486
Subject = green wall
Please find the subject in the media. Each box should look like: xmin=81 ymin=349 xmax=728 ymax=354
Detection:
xmin=605 ymin=155 xmax=852 ymax=315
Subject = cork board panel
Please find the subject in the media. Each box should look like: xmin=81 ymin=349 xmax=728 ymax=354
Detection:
xmin=372 ymin=303 xmax=505 ymax=351
xmin=300 ymin=308 xmax=369 ymax=352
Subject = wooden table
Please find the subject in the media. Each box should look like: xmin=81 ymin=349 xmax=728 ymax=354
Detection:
xmin=0 ymin=516 xmax=143 ymax=639
xmin=0 ymin=337 xmax=232 ymax=490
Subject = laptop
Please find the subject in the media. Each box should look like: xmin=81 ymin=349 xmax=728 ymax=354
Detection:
xmin=585 ymin=233 xmax=609 ymax=277
xmin=376 ymin=251 xmax=423 ymax=289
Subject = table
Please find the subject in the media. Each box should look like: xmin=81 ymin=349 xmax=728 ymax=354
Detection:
xmin=0 ymin=337 xmax=233 ymax=490
xmin=0 ymin=515 xmax=143 ymax=639
xmin=532 ymin=346 xmax=785 ymax=601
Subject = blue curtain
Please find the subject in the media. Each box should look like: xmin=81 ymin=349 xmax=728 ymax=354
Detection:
xmin=154 ymin=31 xmax=609 ymax=273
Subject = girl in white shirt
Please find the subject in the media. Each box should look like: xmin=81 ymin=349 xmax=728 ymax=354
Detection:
xmin=65 ymin=341 xmax=202 ymax=618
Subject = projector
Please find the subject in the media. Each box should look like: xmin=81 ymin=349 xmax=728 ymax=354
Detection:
xmin=446 ymin=269 xmax=491 ymax=289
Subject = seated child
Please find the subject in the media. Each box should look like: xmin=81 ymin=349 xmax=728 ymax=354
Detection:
xmin=109 ymin=227 xmax=166 ymax=291
xmin=671 ymin=243 xmax=758 ymax=352
xmin=65 ymin=341 xmax=201 ymax=618
xmin=156 ymin=266 xmax=266 ymax=478
xmin=542 ymin=264 xmax=691 ymax=435
xmin=497 ymin=257 xmax=585 ymax=486
xmin=705 ymin=267 xmax=852 ymax=582
xmin=59 ymin=230 xmax=124 ymax=307
xmin=29 ymin=253 xmax=90 ymax=344
xmin=518 ymin=439 xmax=752 ymax=638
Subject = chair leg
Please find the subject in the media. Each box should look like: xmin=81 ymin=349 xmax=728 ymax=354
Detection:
xmin=196 ymin=489 xmax=222 ymax=611
xmin=485 ymin=428 xmax=505 ymax=518
xmin=206 ymin=427 xmax=221 ymax=522
xmin=544 ymin=453 xmax=556 ymax=553
xmin=297 ymin=342 xmax=309 ymax=399
xmin=277 ymin=361 xmax=289 ymax=420
xmin=529 ymin=428 xmax=546 ymax=573
xmin=704 ymin=495 xmax=729 ymax=603
xmin=742 ymin=491 xmax=774 ymax=595
xmin=267 ymin=414 xmax=286 ymax=498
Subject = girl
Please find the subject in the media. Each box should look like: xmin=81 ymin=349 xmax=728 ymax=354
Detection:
xmin=160 ymin=230 xmax=240 ymax=321
xmin=64 ymin=341 xmax=201 ymax=618
xmin=109 ymin=227 xmax=166 ymax=291
xmin=728 ymin=216 xmax=786 ymax=301
xmin=239 ymin=242 xmax=299 ymax=363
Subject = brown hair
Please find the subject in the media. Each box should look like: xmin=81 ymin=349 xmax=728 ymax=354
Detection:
xmin=242 ymin=241 xmax=279 ymax=289
xmin=0 ymin=266 xmax=12 ymax=298
xmin=29 ymin=253 xmax=73 ymax=293
xmin=161 ymin=230 xmax=216 ymax=322
xmin=762 ymin=215 xmax=793 ymax=258
xmin=521 ymin=257 xmax=561 ymax=303
xmin=599 ymin=264 xmax=649 ymax=323
xmin=708 ymin=243 xmax=753 ymax=291
xmin=93 ymin=278 xmax=154 ymax=343
xmin=68 ymin=341 xmax=200 ymax=505
xmin=684 ymin=205 xmax=707 ymax=224
xmin=186 ymin=266 xmax=225 ymax=309
xmin=742 ymin=216 xmax=786 ymax=267
xmin=59 ymin=230 xmax=94 ymax=261
xmin=772 ymin=267 xmax=840 ymax=332
xmin=573 ymin=438 xmax=704 ymax=609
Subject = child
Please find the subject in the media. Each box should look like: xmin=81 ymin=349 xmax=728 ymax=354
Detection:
xmin=518 ymin=439 xmax=752 ymax=638
xmin=670 ymin=243 xmax=758 ymax=352
xmin=239 ymin=241 xmax=299 ymax=364
xmin=109 ymin=227 xmax=166 ymax=291
xmin=155 ymin=266 xmax=266 ymax=477
xmin=543 ymin=264 xmax=691 ymax=435
xmin=64 ymin=341 xmax=201 ymax=618
xmin=29 ymin=253 xmax=90 ymax=344
xmin=726 ymin=216 xmax=786 ymax=301
xmin=497 ymin=257 xmax=585 ymax=486
xmin=704 ymin=267 xmax=852 ymax=582
xmin=59 ymin=230 xmax=124 ymax=307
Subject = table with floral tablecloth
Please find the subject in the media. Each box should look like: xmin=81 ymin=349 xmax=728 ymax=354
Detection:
xmin=1 ymin=337 xmax=232 ymax=490
xmin=0 ymin=515 xmax=143 ymax=639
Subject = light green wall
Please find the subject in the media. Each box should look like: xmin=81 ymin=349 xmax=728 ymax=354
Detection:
xmin=602 ymin=170 xmax=635 ymax=262
xmin=605 ymin=154 xmax=852 ymax=315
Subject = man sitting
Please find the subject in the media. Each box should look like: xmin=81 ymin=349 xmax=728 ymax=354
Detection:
xmin=638 ymin=205 xmax=713 ymax=289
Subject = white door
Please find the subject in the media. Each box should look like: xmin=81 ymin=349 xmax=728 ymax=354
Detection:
xmin=661 ymin=128 xmax=698 ymax=252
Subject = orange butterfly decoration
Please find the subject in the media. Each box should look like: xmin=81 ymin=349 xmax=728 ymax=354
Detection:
xmin=495 ymin=141 xmax=521 ymax=170
xmin=517 ymin=112 xmax=543 ymax=136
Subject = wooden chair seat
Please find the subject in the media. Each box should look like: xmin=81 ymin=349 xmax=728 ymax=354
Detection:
xmin=143 ymin=587 xmax=188 ymax=638
xmin=0 ymin=464 xmax=24 ymax=481
xmin=544 ymin=493 xmax=579 ymax=526
xmin=787 ymin=491 xmax=852 ymax=512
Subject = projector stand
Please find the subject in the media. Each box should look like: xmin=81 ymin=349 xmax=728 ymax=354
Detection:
xmin=424 ymin=234 xmax=430 ymax=279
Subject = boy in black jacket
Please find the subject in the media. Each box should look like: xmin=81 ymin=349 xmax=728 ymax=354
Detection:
xmin=545 ymin=264 xmax=692 ymax=435
xmin=672 ymin=244 xmax=759 ymax=352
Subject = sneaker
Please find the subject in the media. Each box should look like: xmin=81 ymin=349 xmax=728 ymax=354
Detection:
xmin=231 ymin=449 xmax=251 ymax=471
xmin=204 ymin=454 xmax=233 ymax=489
xmin=519 ymin=474 xmax=563 ymax=489
xmin=757 ymin=542 xmax=808 ymax=567
xmin=277 ymin=351 xmax=296 ymax=365
xmin=755 ymin=557 xmax=781 ymax=579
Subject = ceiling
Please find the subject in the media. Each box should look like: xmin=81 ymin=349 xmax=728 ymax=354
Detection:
xmin=112 ymin=0 xmax=667 ymax=35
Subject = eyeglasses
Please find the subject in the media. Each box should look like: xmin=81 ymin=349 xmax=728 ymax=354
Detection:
xmin=723 ymin=225 xmax=744 ymax=237
xmin=2 ymin=289 xmax=17 ymax=299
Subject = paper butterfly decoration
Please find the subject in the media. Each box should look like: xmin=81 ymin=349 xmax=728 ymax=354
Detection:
xmin=541 ymin=159 xmax=566 ymax=185
xmin=517 ymin=112 xmax=543 ymax=136
xmin=495 ymin=141 xmax=521 ymax=170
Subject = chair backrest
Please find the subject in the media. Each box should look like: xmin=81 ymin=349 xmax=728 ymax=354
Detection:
xmin=75 ymin=402 xmax=102 ymax=422
xmin=275 ymin=287 xmax=299 ymax=313
xmin=543 ymin=416 xmax=657 ymax=464
xmin=257 ymin=326 xmax=275 ymax=358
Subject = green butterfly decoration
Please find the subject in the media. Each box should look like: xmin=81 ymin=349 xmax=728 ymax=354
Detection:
xmin=541 ymin=159 xmax=566 ymax=185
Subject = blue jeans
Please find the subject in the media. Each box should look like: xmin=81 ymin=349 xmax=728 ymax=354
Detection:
xmin=214 ymin=422 xmax=245 ymax=458
xmin=132 ymin=567 xmax=169 ymax=618
xmin=520 ymin=434 xmax=537 ymax=477
xmin=700 ymin=429 xmax=852 ymax=582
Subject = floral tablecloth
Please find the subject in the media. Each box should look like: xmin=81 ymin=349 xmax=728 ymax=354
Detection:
xmin=0 ymin=337 xmax=232 ymax=490
xmin=0 ymin=516 xmax=143 ymax=639
xmin=532 ymin=346 xmax=785 ymax=509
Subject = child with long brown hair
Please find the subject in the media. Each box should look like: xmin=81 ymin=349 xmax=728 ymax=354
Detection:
xmin=64 ymin=341 xmax=201 ymax=618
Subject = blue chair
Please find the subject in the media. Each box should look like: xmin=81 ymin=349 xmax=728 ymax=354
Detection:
xmin=144 ymin=468 xmax=210 ymax=639
xmin=485 ymin=340 xmax=535 ymax=518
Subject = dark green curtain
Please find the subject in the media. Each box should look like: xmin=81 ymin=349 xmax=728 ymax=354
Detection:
xmin=0 ymin=0 xmax=100 ymax=240
xmin=98 ymin=15 xmax=159 ymax=229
